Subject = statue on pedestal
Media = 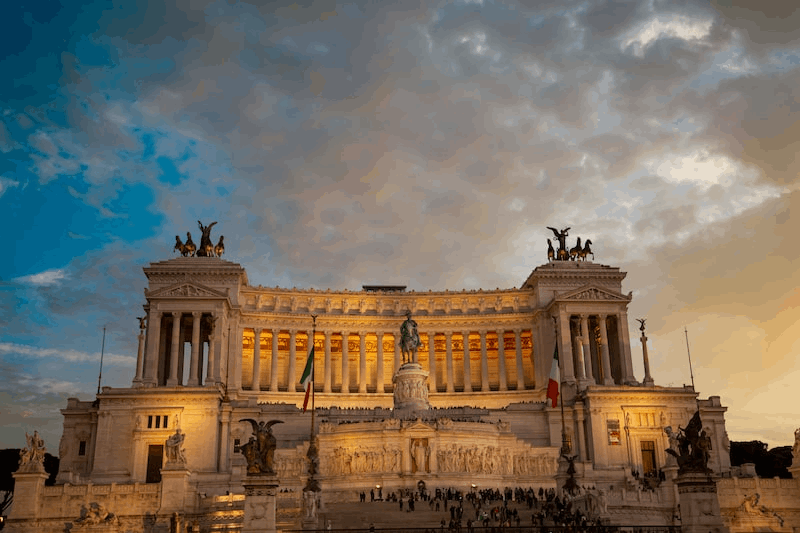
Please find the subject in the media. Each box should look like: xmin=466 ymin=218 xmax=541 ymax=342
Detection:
xmin=165 ymin=428 xmax=187 ymax=466
xmin=239 ymin=419 xmax=283 ymax=474
xmin=18 ymin=430 xmax=46 ymax=472
xmin=399 ymin=311 xmax=420 ymax=363
xmin=793 ymin=427 xmax=800 ymax=462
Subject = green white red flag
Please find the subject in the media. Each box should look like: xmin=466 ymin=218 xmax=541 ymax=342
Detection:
xmin=301 ymin=346 xmax=314 ymax=412
xmin=546 ymin=341 xmax=560 ymax=408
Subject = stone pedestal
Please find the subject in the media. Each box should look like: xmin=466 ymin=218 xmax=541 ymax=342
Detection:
xmin=301 ymin=489 xmax=321 ymax=530
xmin=8 ymin=471 xmax=48 ymax=520
xmin=392 ymin=363 xmax=430 ymax=414
xmin=675 ymin=472 xmax=729 ymax=533
xmin=160 ymin=466 xmax=190 ymax=512
xmin=242 ymin=474 xmax=279 ymax=533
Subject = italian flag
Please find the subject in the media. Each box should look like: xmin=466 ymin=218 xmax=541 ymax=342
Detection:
xmin=301 ymin=345 xmax=315 ymax=413
xmin=546 ymin=341 xmax=560 ymax=408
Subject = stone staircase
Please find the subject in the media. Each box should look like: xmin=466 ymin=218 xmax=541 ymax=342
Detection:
xmin=312 ymin=499 xmax=536 ymax=530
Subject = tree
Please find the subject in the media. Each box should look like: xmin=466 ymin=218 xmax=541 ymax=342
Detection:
xmin=0 ymin=449 xmax=60 ymax=520
xmin=730 ymin=440 xmax=791 ymax=479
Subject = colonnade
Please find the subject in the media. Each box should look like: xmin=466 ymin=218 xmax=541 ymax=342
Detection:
xmin=137 ymin=310 xmax=218 ymax=387
xmin=241 ymin=327 xmax=534 ymax=394
xmin=555 ymin=311 xmax=634 ymax=387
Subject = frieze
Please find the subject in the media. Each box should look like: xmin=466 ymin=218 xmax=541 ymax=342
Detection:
xmin=557 ymin=285 xmax=631 ymax=302
xmin=147 ymin=281 xmax=229 ymax=300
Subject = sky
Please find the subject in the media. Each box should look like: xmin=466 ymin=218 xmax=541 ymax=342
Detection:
xmin=1 ymin=0 xmax=799 ymax=453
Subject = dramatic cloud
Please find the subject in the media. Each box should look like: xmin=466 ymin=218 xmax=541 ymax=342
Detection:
xmin=2 ymin=0 xmax=800 ymax=447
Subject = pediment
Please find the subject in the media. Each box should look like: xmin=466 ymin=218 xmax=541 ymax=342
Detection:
xmin=557 ymin=285 xmax=630 ymax=302
xmin=402 ymin=420 xmax=436 ymax=432
xmin=147 ymin=282 xmax=228 ymax=299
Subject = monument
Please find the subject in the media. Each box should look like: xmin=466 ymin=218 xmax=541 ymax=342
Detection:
xmin=12 ymin=224 xmax=798 ymax=532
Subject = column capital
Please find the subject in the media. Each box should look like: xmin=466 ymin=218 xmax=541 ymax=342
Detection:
xmin=461 ymin=330 xmax=470 ymax=336
xmin=376 ymin=331 xmax=385 ymax=338
xmin=253 ymin=326 xmax=263 ymax=334
xmin=289 ymin=329 xmax=298 ymax=336
xmin=272 ymin=328 xmax=280 ymax=335
xmin=191 ymin=311 xmax=202 ymax=318
xmin=478 ymin=329 xmax=487 ymax=336
xmin=496 ymin=328 xmax=504 ymax=335
xmin=171 ymin=311 xmax=182 ymax=317
xmin=358 ymin=330 xmax=367 ymax=336
xmin=513 ymin=328 xmax=522 ymax=335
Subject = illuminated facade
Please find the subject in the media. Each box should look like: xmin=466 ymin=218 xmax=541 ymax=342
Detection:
xmin=8 ymin=255 xmax=799 ymax=532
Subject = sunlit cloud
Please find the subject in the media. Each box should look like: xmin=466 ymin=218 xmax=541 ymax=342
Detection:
xmin=0 ymin=342 xmax=135 ymax=367
xmin=13 ymin=268 xmax=68 ymax=286
xmin=620 ymin=15 xmax=713 ymax=57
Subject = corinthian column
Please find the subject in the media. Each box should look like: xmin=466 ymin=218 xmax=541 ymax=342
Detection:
xmin=445 ymin=332 xmax=454 ymax=393
xmin=462 ymin=331 xmax=472 ymax=393
xmin=428 ymin=333 xmax=436 ymax=393
xmin=288 ymin=330 xmax=298 ymax=391
xmin=341 ymin=331 xmax=349 ymax=393
xmin=134 ymin=329 xmax=146 ymax=385
xmin=188 ymin=312 xmax=202 ymax=386
xmin=480 ymin=330 xmax=489 ymax=392
xmin=376 ymin=332 xmax=385 ymax=393
xmin=252 ymin=328 xmax=262 ymax=391
xmin=359 ymin=331 xmax=367 ymax=393
xmin=142 ymin=308 xmax=161 ymax=385
xmin=270 ymin=329 xmax=280 ymax=391
xmin=323 ymin=331 xmax=332 ymax=393
xmin=167 ymin=313 xmax=182 ymax=386
xmin=496 ymin=329 xmax=507 ymax=391
xmin=514 ymin=329 xmax=525 ymax=390
xmin=599 ymin=315 xmax=614 ymax=385
xmin=580 ymin=315 xmax=595 ymax=383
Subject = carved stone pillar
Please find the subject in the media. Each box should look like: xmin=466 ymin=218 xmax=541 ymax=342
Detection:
xmin=323 ymin=331 xmax=332 ymax=393
xmin=462 ymin=331 xmax=472 ymax=393
xmin=514 ymin=329 xmax=524 ymax=390
xmin=252 ymin=328 xmax=262 ymax=391
xmin=359 ymin=331 xmax=367 ymax=393
xmin=376 ymin=332 xmax=385 ymax=393
xmin=143 ymin=308 xmax=162 ymax=385
xmin=167 ymin=312 xmax=182 ymax=386
xmin=496 ymin=329 xmax=507 ymax=391
xmin=206 ymin=313 xmax=218 ymax=385
xmin=188 ymin=312 xmax=202 ymax=386
xmin=557 ymin=309 xmax=575 ymax=383
xmin=134 ymin=330 xmax=146 ymax=385
xmin=575 ymin=402 xmax=586 ymax=460
xmin=618 ymin=312 xmax=637 ymax=384
xmin=341 ymin=331 xmax=350 ymax=393
xmin=639 ymin=326 xmax=654 ymax=387
xmin=480 ymin=330 xmax=489 ymax=392
xmin=445 ymin=332 xmax=454 ymax=393
xmin=599 ymin=315 xmax=614 ymax=385
xmin=572 ymin=320 xmax=586 ymax=382
xmin=580 ymin=315 xmax=595 ymax=383
xmin=288 ymin=330 xmax=298 ymax=391
xmin=428 ymin=333 xmax=436 ymax=393
xmin=262 ymin=329 xmax=275 ymax=391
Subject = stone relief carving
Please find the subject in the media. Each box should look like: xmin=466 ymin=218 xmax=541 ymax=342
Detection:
xmin=411 ymin=438 xmax=430 ymax=473
xmin=74 ymin=502 xmax=118 ymax=527
xmin=162 ymin=284 xmax=218 ymax=298
xmin=323 ymin=445 xmax=402 ymax=475
xmin=738 ymin=493 xmax=784 ymax=526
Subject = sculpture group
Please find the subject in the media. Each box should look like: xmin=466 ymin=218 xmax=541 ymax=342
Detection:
xmin=239 ymin=418 xmax=283 ymax=475
xmin=546 ymin=227 xmax=593 ymax=262
xmin=19 ymin=430 xmax=46 ymax=472
xmin=174 ymin=221 xmax=225 ymax=257
xmin=664 ymin=411 xmax=713 ymax=474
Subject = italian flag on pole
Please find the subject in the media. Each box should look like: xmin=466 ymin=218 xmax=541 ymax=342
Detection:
xmin=546 ymin=341 xmax=560 ymax=408
xmin=300 ymin=345 xmax=315 ymax=413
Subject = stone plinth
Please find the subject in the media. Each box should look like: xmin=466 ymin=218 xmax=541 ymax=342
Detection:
xmin=242 ymin=474 xmax=279 ymax=533
xmin=676 ymin=472 xmax=729 ymax=533
xmin=392 ymin=362 xmax=430 ymax=414
xmin=160 ymin=467 xmax=190 ymax=512
xmin=8 ymin=471 xmax=48 ymax=520
xmin=301 ymin=489 xmax=321 ymax=530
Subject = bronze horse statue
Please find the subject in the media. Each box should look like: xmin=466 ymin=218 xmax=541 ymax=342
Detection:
xmin=578 ymin=239 xmax=594 ymax=261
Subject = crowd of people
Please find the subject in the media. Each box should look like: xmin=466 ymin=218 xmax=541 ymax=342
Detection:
xmin=356 ymin=485 xmax=610 ymax=531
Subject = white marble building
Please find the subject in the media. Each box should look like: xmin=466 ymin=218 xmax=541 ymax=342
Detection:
xmin=8 ymin=253 xmax=800 ymax=532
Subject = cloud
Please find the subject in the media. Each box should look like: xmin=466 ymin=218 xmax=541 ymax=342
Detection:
xmin=14 ymin=268 xmax=68 ymax=286
xmin=0 ymin=176 xmax=19 ymax=198
xmin=0 ymin=342 xmax=135 ymax=367
xmin=620 ymin=15 xmax=714 ymax=57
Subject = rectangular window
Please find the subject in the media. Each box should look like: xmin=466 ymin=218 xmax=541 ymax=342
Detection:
xmin=155 ymin=416 xmax=161 ymax=429
xmin=147 ymin=415 xmax=153 ymax=429
xmin=78 ymin=440 xmax=87 ymax=456
xmin=641 ymin=440 xmax=657 ymax=475
xmin=146 ymin=445 xmax=163 ymax=483
xmin=163 ymin=415 xmax=168 ymax=429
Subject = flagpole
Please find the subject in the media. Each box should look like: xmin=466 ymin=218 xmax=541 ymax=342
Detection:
xmin=553 ymin=317 xmax=570 ymax=456
xmin=304 ymin=314 xmax=321 ymax=493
